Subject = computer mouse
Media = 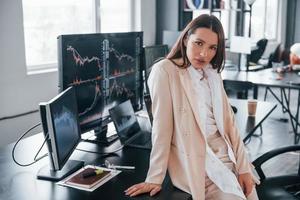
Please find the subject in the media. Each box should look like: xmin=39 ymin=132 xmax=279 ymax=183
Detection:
xmin=231 ymin=105 xmax=238 ymax=113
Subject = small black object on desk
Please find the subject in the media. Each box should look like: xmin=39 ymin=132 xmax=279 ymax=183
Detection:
xmin=231 ymin=105 xmax=238 ymax=113
xmin=82 ymin=169 xmax=103 ymax=179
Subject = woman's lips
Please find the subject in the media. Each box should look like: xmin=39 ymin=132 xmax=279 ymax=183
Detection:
xmin=195 ymin=59 xmax=206 ymax=65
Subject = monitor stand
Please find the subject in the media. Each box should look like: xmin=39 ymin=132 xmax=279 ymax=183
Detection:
xmin=87 ymin=125 xmax=119 ymax=146
xmin=37 ymin=160 xmax=84 ymax=181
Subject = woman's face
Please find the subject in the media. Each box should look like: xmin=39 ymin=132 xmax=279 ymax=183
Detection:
xmin=185 ymin=28 xmax=218 ymax=69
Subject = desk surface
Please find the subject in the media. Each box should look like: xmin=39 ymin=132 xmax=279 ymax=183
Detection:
xmin=0 ymin=134 xmax=191 ymax=200
xmin=222 ymin=68 xmax=300 ymax=89
xmin=223 ymin=68 xmax=300 ymax=144
xmin=0 ymin=99 xmax=276 ymax=200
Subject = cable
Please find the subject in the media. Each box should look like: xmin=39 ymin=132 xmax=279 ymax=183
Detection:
xmin=76 ymin=135 xmax=137 ymax=155
xmin=76 ymin=144 xmax=125 ymax=156
xmin=33 ymin=134 xmax=49 ymax=162
xmin=0 ymin=109 xmax=39 ymax=121
xmin=12 ymin=123 xmax=48 ymax=167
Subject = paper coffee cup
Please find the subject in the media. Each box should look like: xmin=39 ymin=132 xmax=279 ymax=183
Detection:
xmin=248 ymin=100 xmax=257 ymax=116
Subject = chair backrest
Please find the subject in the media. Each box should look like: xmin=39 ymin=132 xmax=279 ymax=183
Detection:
xmin=144 ymin=45 xmax=168 ymax=78
xmin=143 ymin=45 xmax=168 ymax=94
xmin=248 ymin=39 xmax=268 ymax=64
xmin=223 ymin=80 xmax=255 ymax=99
xmin=143 ymin=94 xmax=153 ymax=125
xmin=252 ymin=145 xmax=300 ymax=200
xmin=267 ymin=44 xmax=290 ymax=67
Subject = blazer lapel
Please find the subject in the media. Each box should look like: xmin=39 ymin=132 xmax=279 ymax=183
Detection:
xmin=205 ymin=68 xmax=225 ymax=136
xmin=178 ymin=68 xmax=206 ymax=138
xmin=205 ymin=68 xmax=237 ymax=164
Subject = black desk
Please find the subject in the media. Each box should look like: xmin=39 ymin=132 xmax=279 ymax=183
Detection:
xmin=0 ymin=101 xmax=276 ymax=200
xmin=223 ymin=68 xmax=300 ymax=143
xmin=229 ymin=99 xmax=277 ymax=142
xmin=0 ymin=134 xmax=191 ymax=200
xmin=222 ymin=68 xmax=300 ymax=89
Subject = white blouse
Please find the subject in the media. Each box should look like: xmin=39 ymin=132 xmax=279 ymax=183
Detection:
xmin=188 ymin=65 xmax=246 ymax=199
xmin=188 ymin=66 xmax=219 ymax=137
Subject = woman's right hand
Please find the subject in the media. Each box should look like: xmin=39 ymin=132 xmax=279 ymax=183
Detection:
xmin=125 ymin=182 xmax=162 ymax=197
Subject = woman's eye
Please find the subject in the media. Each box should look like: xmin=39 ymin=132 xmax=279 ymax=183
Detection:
xmin=194 ymin=41 xmax=202 ymax=46
xmin=210 ymin=46 xmax=217 ymax=51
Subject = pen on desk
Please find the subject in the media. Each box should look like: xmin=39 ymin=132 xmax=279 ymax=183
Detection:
xmin=104 ymin=160 xmax=135 ymax=170
xmin=112 ymin=165 xmax=135 ymax=170
xmin=82 ymin=169 xmax=103 ymax=178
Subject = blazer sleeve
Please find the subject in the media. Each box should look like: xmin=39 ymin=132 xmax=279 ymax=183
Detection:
xmin=221 ymin=83 xmax=252 ymax=175
xmin=145 ymin=61 xmax=174 ymax=184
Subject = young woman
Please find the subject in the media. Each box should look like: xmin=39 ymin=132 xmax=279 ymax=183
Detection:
xmin=125 ymin=14 xmax=259 ymax=200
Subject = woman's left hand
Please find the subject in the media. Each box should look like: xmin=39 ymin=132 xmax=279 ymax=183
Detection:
xmin=238 ymin=173 xmax=254 ymax=197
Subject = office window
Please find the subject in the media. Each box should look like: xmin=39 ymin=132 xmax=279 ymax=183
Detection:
xmin=245 ymin=0 xmax=279 ymax=40
xmin=100 ymin=0 xmax=132 ymax=33
xmin=22 ymin=0 xmax=133 ymax=72
xmin=264 ymin=0 xmax=278 ymax=40
xmin=192 ymin=0 xmax=279 ymax=42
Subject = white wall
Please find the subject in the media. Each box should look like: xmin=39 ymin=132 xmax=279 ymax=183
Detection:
xmin=277 ymin=0 xmax=287 ymax=45
xmin=0 ymin=0 xmax=59 ymax=147
xmin=0 ymin=0 xmax=156 ymax=147
xmin=140 ymin=0 xmax=156 ymax=45
xmin=0 ymin=0 xmax=59 ymax=118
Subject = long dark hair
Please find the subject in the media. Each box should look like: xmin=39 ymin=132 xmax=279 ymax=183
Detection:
xmin=167 ymin=14 xmax=225 ymax=73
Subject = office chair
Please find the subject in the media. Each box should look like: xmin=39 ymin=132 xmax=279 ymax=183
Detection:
xmin=253 ymin=145 xmax=300 ymax=200
xmin=223 ymin=80 xmax=257 ymax=99
xmin=143 ymin=44 xmax=168 ymax=94
xmin=267 ymin=44 xmax=290 ymax=68
xmin=248 ymin=39 xmax=268 ymax=65
xmin=143 ymin=94 xmax=153 ymax=125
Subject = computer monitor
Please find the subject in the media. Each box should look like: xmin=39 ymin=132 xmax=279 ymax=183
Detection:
xmin=57 ymin=32 xmax=143 ymax=143
xmin=37 ymin=86 xmax=84 ymax=181
xmin=143 ymin=44 xmax=168 ymax=94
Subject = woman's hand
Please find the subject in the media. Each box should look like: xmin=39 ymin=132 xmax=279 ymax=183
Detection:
xmin=125 ymin=182 xmax=161 ymax=197
xmin=238 ymin=173 xmax=255 ymax=197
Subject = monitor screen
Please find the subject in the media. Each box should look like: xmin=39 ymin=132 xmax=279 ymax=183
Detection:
xmin=38 ymin=86 xmax=84 ymax=181
xmin=58 ymin=32 xmax=143 ymax=134
xmin=44 ymin=86 xmax=81 ymax=170
xmin=49 ymin=87 xmax=80 ymax=169
xmin=109 ymin=100 xmax=140 ymax=138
